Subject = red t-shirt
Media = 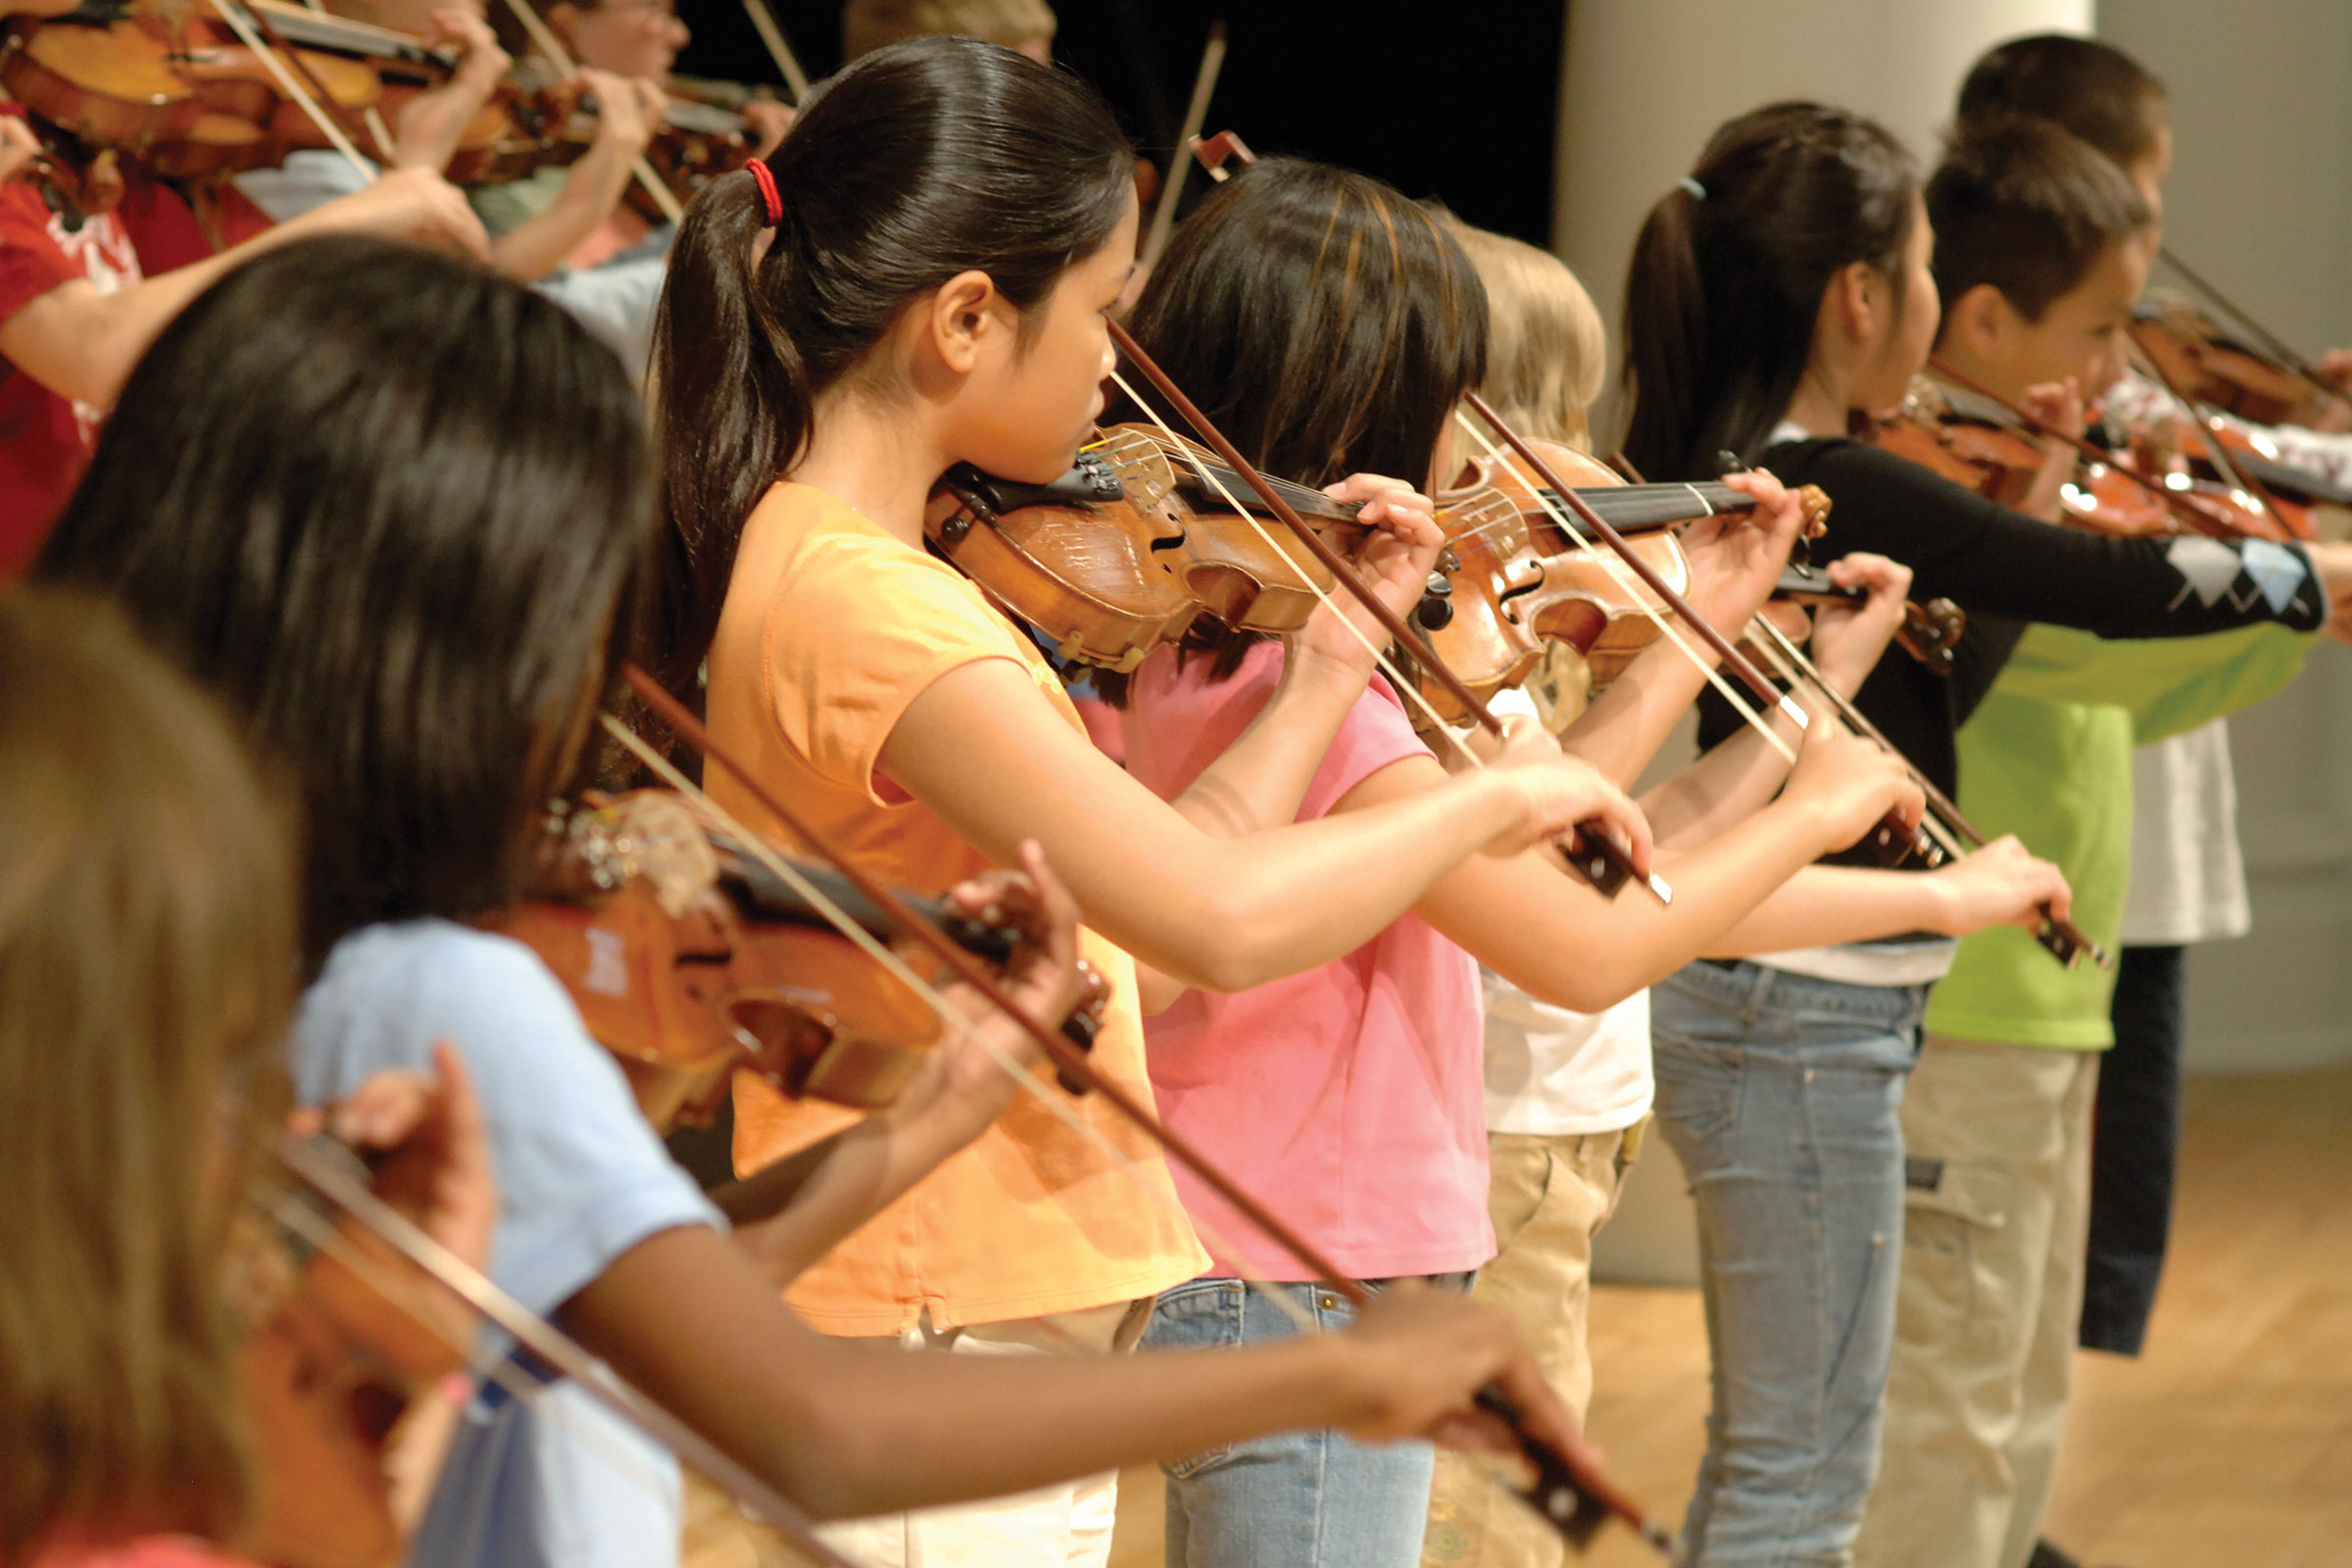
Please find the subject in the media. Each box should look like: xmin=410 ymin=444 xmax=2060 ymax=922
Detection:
xmin=0 ymin=162 xmax=229 ymax=579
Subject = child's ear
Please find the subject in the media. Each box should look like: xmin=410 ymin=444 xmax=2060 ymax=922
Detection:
xmin=925 ymin=270 xmax=999 ymax=375
xmin=1826 ymin=260 xmax=1883 ymax=343
xmin=1940 ymin=283 xmax=2010 ymax=364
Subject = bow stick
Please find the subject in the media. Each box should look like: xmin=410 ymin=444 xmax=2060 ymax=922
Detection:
xmin=735 ymin=0 xmax=808 ymax=102
xmin=1459 ymin=393 xmax=1937 ymax=871
xmin=1103 ymin=318 xmax=1665 ymax=901
xmin=2119 ymin=323 xmax=2297 ymax=532
xmin=2157 ymin=246 xmax=2349 ymax=414
xmin=619 ymin=665 xmax=1672 ymax=1554
xmin=497 ymin=0 xmax=685 ymax=225
xmin=1138 ymin=22 xmax=1225 ymax=271
xmin=268 ymin=1133 xmax=869 ymax=1568
xmin=205 ymin=0 xmax=376 ymax=177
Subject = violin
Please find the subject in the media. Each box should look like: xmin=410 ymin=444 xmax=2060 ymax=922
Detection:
xmin=226 ymin=1134 xmax=471 ymax=1568
xmin=480 ymin=791 xmax=1102 ymax=1133
xmin=2133 ymin=293 xmax=2346 ymax=432
xmin=1771 ymin=561 xmax=1968 ymax=675
xmin=1869 ymin=374 xmax=2281 ymax=541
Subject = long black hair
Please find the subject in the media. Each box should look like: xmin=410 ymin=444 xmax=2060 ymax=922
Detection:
xmin=1096 ymin=156 xmax=1487 ymax=701
xmin=650 ymin=33 xmax=1136 ymax=701
xmin=38 ymin=235 xmax=655 ymax=969
xmin=1621 ymin=102 xmax=1919 ymax=481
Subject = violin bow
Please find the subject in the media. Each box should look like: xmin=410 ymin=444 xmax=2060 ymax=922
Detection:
xmin=496 ymin=0 xmax=686 ymax=225
xmin=264 ymin=1131 xmax=869 ymax=1568
xmin=1733 ymin=605 xmax=2111 ymax=971
xmin=1102 ymin=318 xmax=1668 ymax=902
xmin=616 ymin=667 xmax=1670 ymax=1554
xmin=203 ymin=0 xmax=377 ymax=178
xmin=735 ymin=0 xmax=808 ymax=103
xmin=1137 ymin=21 xmax=1225 ymax=272
xmin=1451 ymin=394 xmax=1940 ymax=874
xmin=1923 ymin=355 xmax=2255 ymax=541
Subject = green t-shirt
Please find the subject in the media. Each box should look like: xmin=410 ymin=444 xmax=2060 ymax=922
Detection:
xmin=1922 ymin=619 xmax=2314 ymax=1050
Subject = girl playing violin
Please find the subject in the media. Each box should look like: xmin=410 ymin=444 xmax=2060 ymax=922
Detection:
xmin=41 ymin=230 xmax=1591 ymax=1568
xmin=1105 ymin=155 xmax=2073 ymax=1568
xmin=0 ymin=586 xmax=497 ymax=1568
xmin=650 ymin=35 xmax=1642 ymax=1564
xmin=1619 ymin=101 xmax=2352 ymax=1568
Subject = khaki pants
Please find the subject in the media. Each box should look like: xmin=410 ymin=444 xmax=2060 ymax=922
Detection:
xmin=1853 ymin=1038 xmax=2098 ymax=1568
xmin=683 ymin=1302 xmax=1147 ymax=1568
xmin=1422 ymin=1124 xmax=1640 ymax=1568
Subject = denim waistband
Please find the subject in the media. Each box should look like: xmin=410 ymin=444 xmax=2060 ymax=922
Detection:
xmin=1665 ymin=956 xmax=1929 ymax=1028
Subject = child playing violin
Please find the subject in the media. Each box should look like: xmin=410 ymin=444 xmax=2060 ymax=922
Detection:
xmin=1107 ymin=155 xmax=2069 ymax=1568
xmin=1951 ymin=33 xmax=2312 ymax=1440
xmin=41 ymin=228 xmax=1592 ymax=1568
xmin=0 ymin=586 xmax=498 ymax=1568
xmin=1619 ymin=100 xmax=2352 ymax=1568
xmin=1848 ymin=105 xmax=2352 ymax=1568
xmin=650 ymin=36 xmax=1649 ymax=1565
xmin=0 ymin=38 xmax=485 ymax=576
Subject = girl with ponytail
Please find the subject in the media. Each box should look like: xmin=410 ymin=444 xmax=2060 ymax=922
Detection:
xmin=650 ymin=34 xmax=1635 ymax=1564
xmin=1619 ymin=102 xmax=2352 ymax=1567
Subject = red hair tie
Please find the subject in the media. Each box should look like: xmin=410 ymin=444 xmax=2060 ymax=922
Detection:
xmin=747 ymin=160 xmax=782 ymax=227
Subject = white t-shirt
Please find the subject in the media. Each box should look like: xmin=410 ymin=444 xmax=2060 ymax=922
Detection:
xmin=1481 ymin=975 xmax=1652 ymax=1136
xmin=2120 ymin=718 xmax=2251 ymax=947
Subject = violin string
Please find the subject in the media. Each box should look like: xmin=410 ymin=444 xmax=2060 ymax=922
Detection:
xmin=263 ymin=1135 xmax=873 ymax=1568
xmin=1103 ymin=369 xmax=1499 ymax=767
xmin=206 ymin=0 xmax=374 ymax=179
xmin=1449 ymin=410 xmax=1800 ymax=767
xmin=596 ymin=715 xmax=1326 ymax=1338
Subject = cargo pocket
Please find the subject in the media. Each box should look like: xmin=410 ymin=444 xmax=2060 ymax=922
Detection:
xmin=1896 ymin=1158 xmax=2011 ymax=1359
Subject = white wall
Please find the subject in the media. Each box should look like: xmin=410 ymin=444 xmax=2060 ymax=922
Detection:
xmin=1553 ymin=0 xmax=2092 ymax=444
xmin=2098 ymin=0 xmax=2352 ymax=1072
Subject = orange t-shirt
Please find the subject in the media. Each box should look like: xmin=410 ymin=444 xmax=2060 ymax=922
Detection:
xmin=706 ymin=481 xmax=1207 ymax=1334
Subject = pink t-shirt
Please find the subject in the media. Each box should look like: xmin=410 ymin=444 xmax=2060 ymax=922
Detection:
xmin=1122 ymin=641 xmax=1491 ymax=1281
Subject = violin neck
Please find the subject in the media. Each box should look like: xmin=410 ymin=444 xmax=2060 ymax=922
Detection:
xmin=1170 ymin=463 xmax=1363 ymax=528
xmin=235 ymin=0 xmax=457 ymax=74
xmin=1557 ymin=480 xmax=1752 ymax=534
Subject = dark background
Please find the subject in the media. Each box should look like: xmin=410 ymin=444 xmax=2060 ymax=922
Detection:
xmin=672 ymin=0 xmax=1565 ymax=245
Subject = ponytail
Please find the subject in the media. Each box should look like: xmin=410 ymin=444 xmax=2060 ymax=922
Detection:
xmin=1620 ymin=102 xmax=1918 ymax=481
xmin=648 ymin=35 xmax=1135 ymax=704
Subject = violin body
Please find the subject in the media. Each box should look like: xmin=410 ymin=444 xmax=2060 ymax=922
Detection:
xmin=2135 ymin=298 xmax=2334 ymax=429
xmin=1 ymin=16 xmax=201 ymax=147
xmin=926 ymin=423 xmax=1356 ymax=671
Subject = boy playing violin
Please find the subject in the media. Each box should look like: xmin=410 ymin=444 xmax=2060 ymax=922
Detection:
xmin=1853 ymin=110 xmax=2346 ymax=1568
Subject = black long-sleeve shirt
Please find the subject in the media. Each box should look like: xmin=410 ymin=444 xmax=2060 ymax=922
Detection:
xmin=1697 ymin=437 xmax=2328 ymax=800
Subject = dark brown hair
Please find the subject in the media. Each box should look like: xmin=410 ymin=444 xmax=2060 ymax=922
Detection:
xmin=0 ymin=588 xmax=298 ymax=1558
xmin=1928 ymin=113 xmax=2153 ymax=322
xmin=650 ymin=34 xmax=1135 ymax=702
xmin=1621 ymin=102 xmax=1918 ymax=481
xmin=1957 ymin=33 xmax=2170 ymax=170
xmin=1099 ymin=156 xmax=1488 ymax=701
xmin=40 ymin=235 xmax=654 ymax=969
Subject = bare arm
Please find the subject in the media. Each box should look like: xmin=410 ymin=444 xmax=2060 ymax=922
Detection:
xmin=1704 ymin=836 xmax=2072 ymax=956
xmin=489 ymin=73 xmax=662 ymax=283
xmin=565 ymin=1224 xmax=1583 ymax=1519
xmin=1377 ymin=725 xmax=1921 ymax=1011
xmin=880 ymin=661 xmax=1632 ymax=995
xmin=0 ymin=169 xmax=487 ymax=408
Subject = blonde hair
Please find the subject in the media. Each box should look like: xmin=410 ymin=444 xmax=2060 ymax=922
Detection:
xmin=0 ymin=589 xmax=298 ymax=1558
xmin=1438 ymin=216 xmax=1607 ymax=451
xmin=842 ymin=0 xmax=1055 ymax=60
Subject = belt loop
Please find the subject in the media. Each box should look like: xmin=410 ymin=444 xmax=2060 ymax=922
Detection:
xmin=1739 ymin=959 xmax=1775 ymax=1027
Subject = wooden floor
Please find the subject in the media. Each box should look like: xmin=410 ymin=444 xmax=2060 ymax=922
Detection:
xmin=1110 ymin=1070 xmax=2352 ymax=1568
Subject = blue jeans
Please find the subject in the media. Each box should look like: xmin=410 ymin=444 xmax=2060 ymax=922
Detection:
xmin=1145 ymin=1274 xmax=1469 ymax=1568
xmin=1649 ymin=960 xmax=1928 ymax=1568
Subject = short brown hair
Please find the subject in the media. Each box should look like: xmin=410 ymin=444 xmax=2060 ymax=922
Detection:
xmin=1439 ymin=216 xmax=1606 ymax=451
xmin=1957 ymin=33 xmax=2169 ymax=170
xmin=842 ymin=0 xmax=1055 ymax=61
xmin=0 ymin=589 xmax=299 ymax=1557
xmin=1928 ymin=112 xmax=2153 ymax=322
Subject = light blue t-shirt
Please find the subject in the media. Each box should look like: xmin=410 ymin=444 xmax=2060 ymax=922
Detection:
xmin=294 ymin=919 xmax=721 ymax=1568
